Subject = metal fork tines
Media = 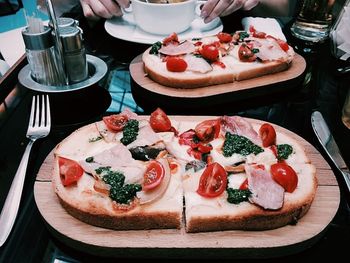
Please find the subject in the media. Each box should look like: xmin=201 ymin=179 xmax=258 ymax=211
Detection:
xmin=0 ymin=94 xmax=51 ymax=247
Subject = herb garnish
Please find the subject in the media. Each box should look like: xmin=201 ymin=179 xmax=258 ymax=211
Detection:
xmin=223 ymin=132 xmax=263 ymax=157
xmin=226 ymin=188 xmax=251 ymax=204
xmin=120 ymin=119 xmax=139 ymax=145
xmin=99 ymin=167 xmax=141 ymax=204
xmin=277 ymin=144 xmax=293 ymax=161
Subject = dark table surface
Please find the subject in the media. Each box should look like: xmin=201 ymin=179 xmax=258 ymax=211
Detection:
xmin=0 ymin=7 xmax=349 ymax=263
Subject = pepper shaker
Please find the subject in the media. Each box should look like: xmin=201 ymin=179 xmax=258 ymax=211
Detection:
xmin=59 ymin=26 xmax=88 ymax=84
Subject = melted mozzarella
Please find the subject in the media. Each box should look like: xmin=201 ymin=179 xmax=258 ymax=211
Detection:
xmin=227 ymin=173 xmax=247 ymax=189
xmin=246 ymin=148 xmax=277 ymax=165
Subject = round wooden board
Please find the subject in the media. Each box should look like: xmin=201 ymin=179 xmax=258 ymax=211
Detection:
xmin=129 ymin=53 xmax=306 ymax=98
xmin=34 ymin=116 xmax=340 ymax=259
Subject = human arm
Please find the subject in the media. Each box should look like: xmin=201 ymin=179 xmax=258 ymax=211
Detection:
xmin=201 ymin=0 xmax=290 ymax=23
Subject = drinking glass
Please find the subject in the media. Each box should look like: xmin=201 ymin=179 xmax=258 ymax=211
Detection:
xmin=290 ymin=0 xmax=336 ymax=43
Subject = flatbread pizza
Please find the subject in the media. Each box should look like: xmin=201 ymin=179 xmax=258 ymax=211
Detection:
xmin=52 ymin=108 xmax=317 ymax=233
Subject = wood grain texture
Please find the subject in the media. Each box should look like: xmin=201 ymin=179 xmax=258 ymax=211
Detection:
xmin=34 ymin=116 xmax=340 ymax=259
xmin=129 ymin=53 xmax=306 ymax=98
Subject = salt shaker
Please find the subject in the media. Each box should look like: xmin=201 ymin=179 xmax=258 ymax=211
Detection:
xmin=22 ymin=26 xmax=61 ymax=86
xmin=59 ymin=26 xmax=88 ymax=84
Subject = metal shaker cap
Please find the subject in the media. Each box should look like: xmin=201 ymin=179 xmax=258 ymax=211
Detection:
xmin=21 ymin=26 xmax=53 ymax=50
xmin=49 ymin=17 xmax=77 ymax=28
xmin=59 ymin=26 xmax=83 ymax=52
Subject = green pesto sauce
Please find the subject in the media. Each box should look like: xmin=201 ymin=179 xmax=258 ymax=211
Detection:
xmin=277 ymin=144 xmax=293 ymax=161
xmin=120 ymin=119 xmax=139 ymax=146
xmin=239 ymin=31 xmax=249 ymax=40
xmin=99 ymin=167 xmax=141 ymax=204
xmin=149 ymin=41 xmax=162 ymax=55
xmin=223 ymin=132 xmax=263 ymax=157
xmin=226 ymin=188 xmax=251 ymax=204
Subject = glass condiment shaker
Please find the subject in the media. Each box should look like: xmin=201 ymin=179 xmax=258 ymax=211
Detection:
xmin=22 ymin=26 xmax=61 ymax=86
xmin=59 ymin=26 xmax=88 ymax=84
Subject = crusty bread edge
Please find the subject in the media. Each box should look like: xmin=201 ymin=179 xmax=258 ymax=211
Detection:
xmin=56 ymin=193 xmax=182 ymax=230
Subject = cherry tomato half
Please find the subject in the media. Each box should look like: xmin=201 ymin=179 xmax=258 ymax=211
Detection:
xmin=270 ymin=162 xmax=298 ymax=193
xmin=162 ymin=32 xmax=179 ymax=45
xmin=217 ymin=32 xmax=233 ymax=43
xmin=238 ymin=43 xmax=256 ymax=62
xmin=143 ymin=160 xmax=165 ymax=191
xmin=239 ymin=178 xmax=249 ymax=190
xmin=58 ymin=157 xmax=84 ymax=186
xmin=150 ymin=107 xmax=172 ymax=132
xmin=103 ymin=114 xmax=129 ymax=132
xmin=200 ymin=44 xmax=219 ymax=62
xmin=179 ymin=129 xmax=198 ymax=148
xmin=166 ymin=57 xmax=188 ymax=72
xmin=266 ymin=35 xmax=289 ymax=52
xmin=195 ymin=119 xmax=221 ymax=142
xmin=259 ymin=123 xmax=276 ymax=147
xmin=197 ymin=162 xmax=227 ymax=198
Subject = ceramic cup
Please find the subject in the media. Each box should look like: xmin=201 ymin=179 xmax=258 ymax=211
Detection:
xmin=128 ymin=0 xmax=204 ymax=35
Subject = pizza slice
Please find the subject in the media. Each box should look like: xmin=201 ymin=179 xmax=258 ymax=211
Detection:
xmin=171 ymin=115 xmax=317 ymax=233
xmin=52 ymin=109 xmax=183 ymax=230
xmin=142 ymin=27 xmax=295 ymax=88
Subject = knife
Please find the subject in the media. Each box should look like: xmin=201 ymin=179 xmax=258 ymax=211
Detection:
xmin=311 ymin=111 xmax=350 ymax=192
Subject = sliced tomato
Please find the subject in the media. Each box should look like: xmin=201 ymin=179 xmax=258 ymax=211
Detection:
xmin=103 ymin=114 xmax=129 ymax=132
xmin=197 ymin=162 xmax=227 ymax=198
xmin=179 ymin=129 xmax=198 ymax=148
xmin=194 ymin=119 xmax=221 ymax=142
xmin=239 ymin=178 xmax=249 ymax=190
xmin=150 ymin=107 xmax=172 ymax=132
xmin=276 ymin=39 xmax=289 ymax=51
xmin=238 ymin=43 xmax=256 ymax=62
xmin=217 ymin=32 xmax=232 ymax=43
xmin=166 ymin=57 xmax=187 ymax=72
xmin=270 ymin=163 xmax=298 ymax=193
xmin=266 ymin=35 xmax=289 ymax=51
xmin=259 ymin=123 xmax=276 ymax=147
xmin=187 ymin=148 xmax=202 ymax=160
xmin=58 ymin=157 xmax=84 ymax=186
xmin=143 ymin=160 xmax=165 ymax=191
xmin=200 ymin=44 xmax=219 ymax=62
xmin=162 ymin=32 xmax=179 ymax=45
xmin=197 ymin=143 xmax=213 ymax=153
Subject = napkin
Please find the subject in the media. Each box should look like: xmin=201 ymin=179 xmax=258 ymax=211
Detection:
xmin=331 ymin=2 xmax=350 ymax=61
xmin=241 ymin=17 xmax=287 ymax=41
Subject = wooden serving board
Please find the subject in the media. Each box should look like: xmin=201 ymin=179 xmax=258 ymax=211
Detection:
xmin=34 ymin=116 xmax=339 ymax=259
xmin=129 ymin=53 xmax=306 ymax=98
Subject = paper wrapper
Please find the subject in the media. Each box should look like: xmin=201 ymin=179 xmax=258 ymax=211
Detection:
xmin=331 ymin=2 xmax=350 ymax=61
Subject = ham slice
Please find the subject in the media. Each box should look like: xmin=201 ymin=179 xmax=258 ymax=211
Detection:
xmin=252 ymin=38 xmax=288 ymax=62
xmin=79 ymin=144 xmax=145 ymax=184
xmin=159 ymin=41 xmax=195 ymax=56
xmin=95 ymin=121 xmax=116 ymax=143
xmin=184 ymin=54 xmax=213 ymax=74
xmin=221 ymin=115 xmax=261 ymax=145
xmin=126 ymin=121 xmax=162 ymax=149
xmin=246 ymin=164 xmax=284 ymax=210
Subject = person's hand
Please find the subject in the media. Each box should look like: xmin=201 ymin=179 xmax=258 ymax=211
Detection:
xmin=201 ymin=0 xmax=260 ymax=23
xmin=79 ymin=0 xmax=130 ymax=21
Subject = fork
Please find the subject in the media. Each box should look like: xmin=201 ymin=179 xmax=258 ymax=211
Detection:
xmin=0 ymin=94 xmax=51 ymax=247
